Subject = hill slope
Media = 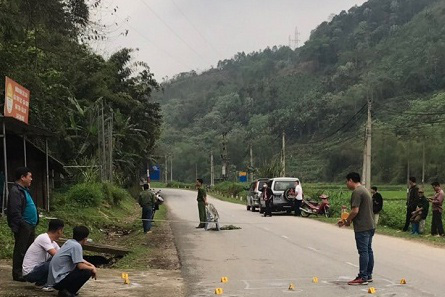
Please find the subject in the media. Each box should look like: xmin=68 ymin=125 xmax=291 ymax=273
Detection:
xmin=156 ymin=0 xmax=445 ymax=183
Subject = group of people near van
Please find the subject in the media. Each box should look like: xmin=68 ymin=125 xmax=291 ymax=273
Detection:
xmin=7 ymin=167 xmax=96 ymax=297
xmin=403 ymin=177 xmax=444 ymax=236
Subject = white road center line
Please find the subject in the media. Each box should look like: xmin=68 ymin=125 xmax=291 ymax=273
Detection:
xmin=345 ymin=262 xmax=359 ymax=268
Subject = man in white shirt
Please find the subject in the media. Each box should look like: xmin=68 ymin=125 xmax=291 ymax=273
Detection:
xmin=294 ymin=180 xmax=303 ymax=216
xmin=23 ymin=219 xmax=64 ymax=286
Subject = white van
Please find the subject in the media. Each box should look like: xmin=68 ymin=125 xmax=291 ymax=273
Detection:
xmin=259 ymin=177 xmax=300 ymax=214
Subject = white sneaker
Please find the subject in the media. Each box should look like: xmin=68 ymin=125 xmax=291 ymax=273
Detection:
xmin=42 ymin=286 xmax=54 ymax=292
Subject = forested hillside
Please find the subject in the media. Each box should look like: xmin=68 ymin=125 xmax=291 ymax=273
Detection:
xmin=0 ymin=1 xmax=161 ymax=185
xmin=157 ymin=0 xmax=445 ymax=183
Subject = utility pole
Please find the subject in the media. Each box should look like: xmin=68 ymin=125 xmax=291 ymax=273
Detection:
xmin=249 ymin=144 xmax=254 ymax=182
xmin=195 ymin=163 xmax=198 ymax=180
xmin=362 ymin=94 xmax=372 ymax=191
xmin=164 ymin=155 xmax=168 ymax=183
xmin=210 ymin=151 xmax=215 ymax=187
xmin=170 ymin=155 xmax=173 ymax=182
xmin=281 ymin=131 xmax=286 ymax=177
xmin=365 ymin=94 xmax=372 ymax=191
xmin=146 ymin=160 xmax=150 ymax=185
xmin=407 ymin=157 xmax=410 ymax=200
xmin=108 ymin=111 xmax=113 ymax=182
xmin=101 ymin=100 xmax=106 ymax=181
xmin=422 ymin=139 xmax=425 ymax=186
xmin=362 ymin=136 xmax=367 ymax=186
xmin=221 ymin=133 xmax=229 ymax=181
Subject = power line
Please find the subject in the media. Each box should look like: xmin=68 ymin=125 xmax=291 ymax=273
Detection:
xmin=123 ymin=19 xmax=196 ymax=70
xmin=139 ymin=0 xmax=211 ymax=65
xmin=308 ymin=103 xmax=368 ymax=144
xmin=372 ymin=101 xmax=445 ymax=116
xmin=169 ymin=0 xmax=222 ymax=57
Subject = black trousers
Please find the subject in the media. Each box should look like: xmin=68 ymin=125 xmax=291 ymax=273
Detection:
xmin=265 ymin=200 xmax=273 ymax=217
xmin=294 ymin=200 xmax=302 ymax=216
xmin=54 ymin=268 xmax=92 ymax=294
xmin=431 ymin=210 xmax=444 ymax=236
xmin=403 ymin=206 xmax=415 ymax=231
xmin=13 ymin=222 xmax=35 ymax=279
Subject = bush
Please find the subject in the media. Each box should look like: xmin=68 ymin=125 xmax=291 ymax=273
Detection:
xmin=379 ymin=201 xmax=406 ymax=229
xmin=166 ymin=181 xmax=194 ymax=189
xmin=213 ymin=182 xmax=248 ymax=197
xmin=102 ymin=182 xmax=132 ymax=206
xmin=67 ymin=183 xmax=104 ymax=207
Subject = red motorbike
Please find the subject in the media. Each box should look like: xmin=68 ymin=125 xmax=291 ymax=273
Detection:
xmin=300 ymin=194 xmax=331 ymax=217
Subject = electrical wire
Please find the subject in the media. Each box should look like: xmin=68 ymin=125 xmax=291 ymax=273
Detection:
xmin=307 ymin=103 xmax=368 ymax=144
xmin=124 ymin=21 xmax=196 ymax=70
xmin=169 ymin=0 xmax=222 ymax=57
xmin=139 ymin=0 xmax=211 ymax=65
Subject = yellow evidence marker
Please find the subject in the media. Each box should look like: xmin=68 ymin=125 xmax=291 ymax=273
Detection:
xmin=368 ymin=287 xmax=376 ymax=294
xmin=400 ymin=278 xmax=407 ymax=284
xmin=121 ymin=273 xmax=130 ymax=284
xmin=221 ymin=277 xmax=228 ymax=283
xmin=288 ymin=283 xmax=296 ymax=291
xmin=215 ymin=288 xmax=223 ymax=295
xmin=312 ymin=277 xmax=319 ymax=283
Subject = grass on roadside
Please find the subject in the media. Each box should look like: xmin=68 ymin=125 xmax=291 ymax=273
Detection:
xmin=112 ymin=204 xmax=168 ymax=270
xmin=208 ymin=191 xmax=246 ymax=205
xmin=314 ymin=216 xmax=445 ymax=247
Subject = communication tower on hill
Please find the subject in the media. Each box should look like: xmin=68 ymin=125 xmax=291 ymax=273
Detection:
xmin=288 ymin=26 xmax=300 ymax=49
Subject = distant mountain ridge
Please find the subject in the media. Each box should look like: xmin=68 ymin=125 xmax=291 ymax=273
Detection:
xmin=156 ymin=0 xmax=445 ymax=183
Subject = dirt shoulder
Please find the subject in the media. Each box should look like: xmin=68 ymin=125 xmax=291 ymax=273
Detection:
xmin=0 ymin=205 xmax=185 ymax=297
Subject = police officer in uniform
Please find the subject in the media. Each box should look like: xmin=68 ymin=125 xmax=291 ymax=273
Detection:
xmin=196 ymin=179 xmax=207 ymax=228
xmin=138 ymin=184 xmax=156 ymax=234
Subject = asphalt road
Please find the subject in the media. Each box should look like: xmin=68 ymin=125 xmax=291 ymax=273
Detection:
xmin=164 ymin=188 xmax=445 ymax=297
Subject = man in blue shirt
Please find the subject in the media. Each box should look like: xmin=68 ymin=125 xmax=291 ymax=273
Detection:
xmin=7 ymin=167 xmax=38 ymax=282
xmin=47 ymin=226 xmax=97 ymax=297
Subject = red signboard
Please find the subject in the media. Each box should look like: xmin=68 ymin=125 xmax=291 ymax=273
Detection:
xmin=4 ymin=77 xmax=30 ymax=124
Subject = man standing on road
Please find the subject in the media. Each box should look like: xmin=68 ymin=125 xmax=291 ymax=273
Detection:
xmin=7 ymin=167 xmax=39 ymax=282
xmin=371 ymin=186 xmax=383 ymax=225
xmin=294 ymin=180 xmax=303 ymax=217
xmin=410 ymin=188 xmax=429 ymax=235
xmin=196 ymin=179 xmax=207 ymax=228
xmin=403 ymin=177 xmax=419 ymax=232
xmin=429 ymin=182 xmax=444 ymax=237
xmin=138 ymin=184 xmax=156 ymax=234
xmin=417 ymin=189 xmax=430 ymax=234
xmin=338 ymin=172 xmax=375 ymax=285
xmin=262 ymin=183 xmax=273 ymax=217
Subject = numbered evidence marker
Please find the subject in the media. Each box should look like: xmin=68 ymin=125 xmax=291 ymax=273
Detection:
xmin=288 ymin=283 xmax=296 ymax=291
xmin=368 ymin=287 xmax=376 ymax=294
xmin=312 ymin=277 xmax=319 ymax=283
xmin=215 ymin=288 xmax=224 ymax=295
xmin=121 ymin=273 xmax=130 ymax=284
xmin=221 ymin=277 xmax=228 ymax=283
xmin=400 ymin=278 xmax=407 ymax=284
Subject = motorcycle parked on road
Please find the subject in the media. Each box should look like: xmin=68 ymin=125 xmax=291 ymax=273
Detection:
xmin=300 ymin=194 xmax=331 ymax=217
xmin=151 ymin=189 xmax=164 ymax=219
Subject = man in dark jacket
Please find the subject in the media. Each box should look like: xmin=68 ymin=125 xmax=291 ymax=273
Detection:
xmin=403 ymin=177 xmax=419 ymax=232
xmin=138 ymin=183 xmax=156 ymax=234
xmin=7 ymin=167 xmax=38 ymax=281
xmin=262 ymin=183 xmax=273 ymax=217
xmin=371 ymin=186 xmax=383 ymax=225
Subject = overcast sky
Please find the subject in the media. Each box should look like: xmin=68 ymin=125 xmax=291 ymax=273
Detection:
xmin=91 ymin=0 xmax=367 ymax=79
